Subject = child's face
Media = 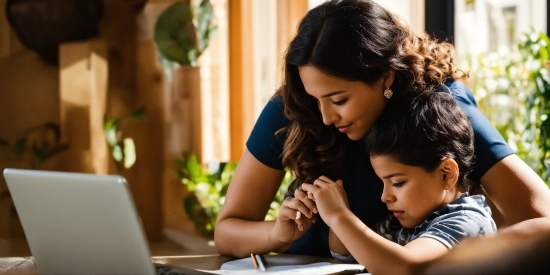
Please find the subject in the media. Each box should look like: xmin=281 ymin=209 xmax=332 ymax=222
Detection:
xmin=371 ymin=155 xmax=450 ymax=228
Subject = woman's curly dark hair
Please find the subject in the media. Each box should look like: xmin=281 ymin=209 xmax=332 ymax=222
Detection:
xmin=277 ymin=0 xmax=467 ymax=187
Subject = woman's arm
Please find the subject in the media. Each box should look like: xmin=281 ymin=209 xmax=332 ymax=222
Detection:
xmin=214 ymin=149 xmax=284 ymax=257
xmin=478 ymin=154 xmax=550 ymax=234
xmin=214 ymin=149 xmax=315 ymax=257
xmin=450 ymin=80 xmax=550 ymax=236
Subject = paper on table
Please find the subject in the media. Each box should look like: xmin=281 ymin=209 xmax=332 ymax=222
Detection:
xmin=198 ymin=256 xmax=368 ymax=275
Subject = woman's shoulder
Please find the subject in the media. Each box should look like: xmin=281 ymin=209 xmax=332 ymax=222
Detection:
xmin=250 ymin=95 xmax=289 ymax=129
xmin=440 ymin=78 xmax=477 ymax=106
xmin=245 ymin=95 xmax=290 ymax=170
xmin=264 ymin=95 xmax=287 ymax=120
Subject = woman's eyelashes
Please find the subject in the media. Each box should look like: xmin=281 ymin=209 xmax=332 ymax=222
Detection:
xmin=332 ymin=98 xmax=347 ymax=106
xmin=391 ymin=181 xmax=405 ymax=188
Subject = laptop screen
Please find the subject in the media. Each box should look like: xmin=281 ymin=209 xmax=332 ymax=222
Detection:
xmin=3 ymin=168 xmax=156 ymax=275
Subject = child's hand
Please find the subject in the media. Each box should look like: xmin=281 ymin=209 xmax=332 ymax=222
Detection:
xmin=269 ymin=188 xmax=318 ymax=244
xmin=300 ymin=176 xmax=350 ymax=227
xmin=307 ymin=191 xmax=316 ymax=201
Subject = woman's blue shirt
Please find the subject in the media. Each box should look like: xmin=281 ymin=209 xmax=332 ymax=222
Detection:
xmin=245 ymin=79 xmax=513 ymax=257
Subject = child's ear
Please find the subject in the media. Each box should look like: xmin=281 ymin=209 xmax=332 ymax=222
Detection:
xmin=440 ymin=158 xmax=459 ymax=190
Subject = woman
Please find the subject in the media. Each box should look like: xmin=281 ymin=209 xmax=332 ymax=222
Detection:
xmin=214 ymin=0 xmax=550 ymax=258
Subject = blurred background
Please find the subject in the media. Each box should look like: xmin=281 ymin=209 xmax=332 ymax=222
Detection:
xmin=0 ymin=0 xmax=548 ymax=250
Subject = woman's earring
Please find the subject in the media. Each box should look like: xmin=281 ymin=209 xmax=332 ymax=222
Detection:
xmin=383 ymin=87 xmax=393 ymax=99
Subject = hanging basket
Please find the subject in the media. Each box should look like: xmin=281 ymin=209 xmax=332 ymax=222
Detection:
xmin=5 ymin=0 xmax=103 ymax=65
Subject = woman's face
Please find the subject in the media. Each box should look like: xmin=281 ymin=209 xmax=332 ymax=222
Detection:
xmin=298 ymin=65 xmax=389 ymax=140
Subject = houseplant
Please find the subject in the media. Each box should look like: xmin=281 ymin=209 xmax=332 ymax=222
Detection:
xmin=175 ymin=153 xmax=294 ymax=237
xmin=154 ymin=0 xmax=216 ymax=69
xmin=464 ymin=29 xmax=550 ymax=186
xmin=153 ymin=0 xmax=219 ymax=236
xmin=517 ymin=30 xmax=550 ymax=182
xmin=0 ymin=122 xmax=68 ymax=170
xmin=0 ymin=122 xmax=68 ymax=228
xmin=103 ymin=106 xmax=146 ymax=174
xmin=153 ymin=0 xmax=217 ymax=158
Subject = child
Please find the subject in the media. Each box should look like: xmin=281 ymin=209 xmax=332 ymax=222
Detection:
xmin=300 ymin=91 xmax=496 ymax=274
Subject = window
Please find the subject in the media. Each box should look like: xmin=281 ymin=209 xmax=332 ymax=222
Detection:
xmin=455 ymin=0 xmax=547 ymax=61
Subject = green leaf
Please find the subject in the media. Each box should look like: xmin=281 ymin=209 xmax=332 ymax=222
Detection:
xmin=123 ymin=138 xmax=136 ymax=169
xmin=183 ymin=195 xmax=212 ymax=236
xmin=155 ymin=2 xmax=197 ymax=66
xmin=126 ymin=106 xmax=146 ymax=121
xmin=105 ymin=127 xmax=118 ymax=147
xmin=112 ymin=145 xmax=123 ymax=162
xmin=187 ymin=154 xmax=207 ymax=183
xmin=195 ymin=0 xmax=217 ymax=54
xmin=174 ymin=152 xmax=296 ymax=237
xmin=103 ymin=116 xmax=119 ymax=131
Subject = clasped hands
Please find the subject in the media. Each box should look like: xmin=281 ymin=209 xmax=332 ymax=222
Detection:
xmin=270 ymin=175 xmax=350 ymax=244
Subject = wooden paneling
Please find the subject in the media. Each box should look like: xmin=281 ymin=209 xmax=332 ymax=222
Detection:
xmin=277 ymin=0 xmax=308 ymax=85
xmin=229 ymin=0 xmax=246 ymax=161
xmin=229 ymin=0 xmax=308 ymax=162
xmin=58 ymin=40 xmax=109 ymax=174
xmin=1 ymin=0 xmax=309 ymax=241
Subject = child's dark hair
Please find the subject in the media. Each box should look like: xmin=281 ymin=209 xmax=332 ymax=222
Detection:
xmin=364 ymin=91 xmax=475 ymax=184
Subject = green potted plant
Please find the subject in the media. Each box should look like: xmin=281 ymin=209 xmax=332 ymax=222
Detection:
xmin=0 ymin=122 xmax=68 ymax=224
xmin=175 ymin=153 xmax=294 ymax=237
xmin=153 ymin=0 xmax=217 ymax=162
xmin=154 ymin=0 xmax=216 ymax=69
xmin=153 ymin=0 xmax=219 ymax=236
xmin=1 ymin=122 xmax=68 ymax=170
xmin=103 ymin=106 xmax=146 ymax=174
xmin=464 ymin=29 xmax=550 ymax=186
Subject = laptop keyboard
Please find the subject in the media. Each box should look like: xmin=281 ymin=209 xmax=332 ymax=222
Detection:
xmin=156 ymin=263 xmax=183 ymax=275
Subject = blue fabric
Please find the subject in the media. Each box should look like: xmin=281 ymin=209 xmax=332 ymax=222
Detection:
xmin=246 ymin=96 xmax=288 ymax=170
xmin=245 ymin=79 xmax=513 ymax=256
xmin=397 ymin=193 xmax=497 ymax=248
xmin=439 ymin=78 xmax=514 ymax=182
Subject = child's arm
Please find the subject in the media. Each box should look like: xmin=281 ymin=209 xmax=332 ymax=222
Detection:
xmin=329 ymin=228 xmax=355 ymax=261
xmin=328 ymin=210 xmax=448 ymax=274
xmin=306 ymin=185 xmax=353 ymax=261
xmin=301 ymin=176 xmax=449 ymax=274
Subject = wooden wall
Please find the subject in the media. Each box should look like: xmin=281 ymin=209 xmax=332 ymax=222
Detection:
xmin=0 ymin=0 xmax=308 ymax=243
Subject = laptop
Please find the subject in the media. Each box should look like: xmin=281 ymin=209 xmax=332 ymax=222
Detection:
xmin=3 ymin=168 xmax=216 ymax=275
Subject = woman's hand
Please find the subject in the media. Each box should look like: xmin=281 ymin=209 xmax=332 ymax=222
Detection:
xmin=301 ymin=176 xmax=350 ymax=227
xmin=269 ymin=188 xmax=318 ymax=244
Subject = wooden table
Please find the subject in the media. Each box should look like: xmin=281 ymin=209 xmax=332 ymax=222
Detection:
xmin=0 ymin=236 xmax=353 ymax=274
xmin=0 ymin=254 xmax=234 ymax=275
xmin=0 ymin=233 xmax=233 ymax=274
